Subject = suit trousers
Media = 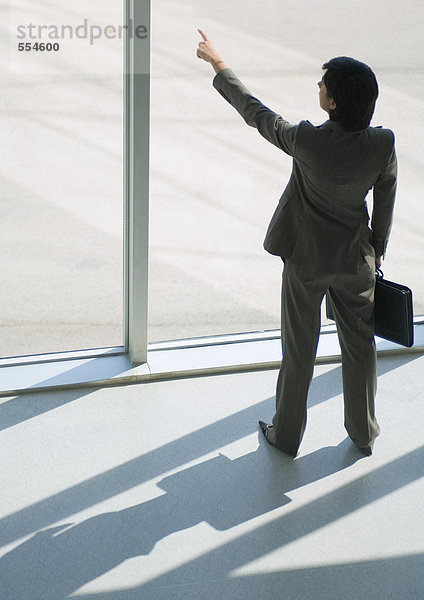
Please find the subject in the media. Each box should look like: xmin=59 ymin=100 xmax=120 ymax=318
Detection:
xmin=267 ymin=257 xmax=380 ymax=456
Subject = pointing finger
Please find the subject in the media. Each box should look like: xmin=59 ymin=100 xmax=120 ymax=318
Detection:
xmin=198 ymin=28 xmax=208 ymax=42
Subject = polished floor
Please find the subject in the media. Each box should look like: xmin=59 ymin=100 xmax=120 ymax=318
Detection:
xmin=1 ymin=353 xmax=423 ymax=599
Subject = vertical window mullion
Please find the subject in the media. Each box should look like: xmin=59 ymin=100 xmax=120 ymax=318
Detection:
xmin=124 ymin=0 xmax=150 ymax=364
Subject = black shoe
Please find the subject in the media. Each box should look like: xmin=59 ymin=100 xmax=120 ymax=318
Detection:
xmin=259 ymin=421 xmax=273 ymax=441
xmin=259 ymin=421 xmax=298 ymax=457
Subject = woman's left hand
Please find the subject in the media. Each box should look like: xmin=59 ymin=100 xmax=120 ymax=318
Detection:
xmin=196 ymin=29 xmax=227 ymax=73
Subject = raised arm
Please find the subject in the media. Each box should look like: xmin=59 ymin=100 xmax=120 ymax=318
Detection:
xmin=196 ymin=29 xmax=297 ymax=155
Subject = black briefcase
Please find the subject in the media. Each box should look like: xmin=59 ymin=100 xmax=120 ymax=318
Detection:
xmin=325 ymin=270 xmax=414 ymax=347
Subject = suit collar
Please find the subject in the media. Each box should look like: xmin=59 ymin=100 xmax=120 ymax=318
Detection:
xmin=320 ymin=119 xmax=344 ymax=130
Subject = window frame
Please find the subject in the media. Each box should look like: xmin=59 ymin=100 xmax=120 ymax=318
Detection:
xmin=124 ymin=0 xmax=150 ymax=365
xmin=0 ymin=0 xmax=423 ymax=396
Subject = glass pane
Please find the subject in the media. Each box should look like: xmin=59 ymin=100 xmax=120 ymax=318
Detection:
xmin=2 ymin=2 xmax=124 ymax=357
xmin=149 ymin=1 xmax=423 ymax=342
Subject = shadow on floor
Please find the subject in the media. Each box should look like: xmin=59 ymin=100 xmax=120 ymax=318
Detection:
xmin=1 ymin=440 xmax=422 ymax=600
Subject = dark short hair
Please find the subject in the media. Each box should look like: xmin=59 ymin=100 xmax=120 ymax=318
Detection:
xmin=322 ymin=57 xmax=379 ymax=131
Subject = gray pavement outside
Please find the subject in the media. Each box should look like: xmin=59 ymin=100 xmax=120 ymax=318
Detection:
xmin=2 ymin=0 xmax=423 ymax=358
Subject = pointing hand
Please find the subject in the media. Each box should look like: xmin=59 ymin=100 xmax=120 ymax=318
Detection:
xmin=196 ymin=29 xmax=227 ymax=73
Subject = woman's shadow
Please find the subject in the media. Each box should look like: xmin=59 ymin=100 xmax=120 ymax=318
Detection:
xmin=0 ymin=436 xmax=362 ymax=599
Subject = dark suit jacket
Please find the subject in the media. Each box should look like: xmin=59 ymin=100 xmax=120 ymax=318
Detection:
xmin=213 ymin=68 xmax=397 ymax=274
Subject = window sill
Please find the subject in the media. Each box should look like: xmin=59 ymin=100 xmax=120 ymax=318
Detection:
xmin=1 ymin=322 xmax=423 ymax=396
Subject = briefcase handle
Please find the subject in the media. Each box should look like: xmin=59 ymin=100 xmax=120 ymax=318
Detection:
xmin=376 ymin=268 xmax=384 ymax=279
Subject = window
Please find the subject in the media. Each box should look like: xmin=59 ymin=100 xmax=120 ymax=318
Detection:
xmin=148 ymin=1 xmax=424 ymax=343
xmin=2 ymin=2 xmax=124 ymax=358
xmin=1 ymin=0 xmax=422 ymax=377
